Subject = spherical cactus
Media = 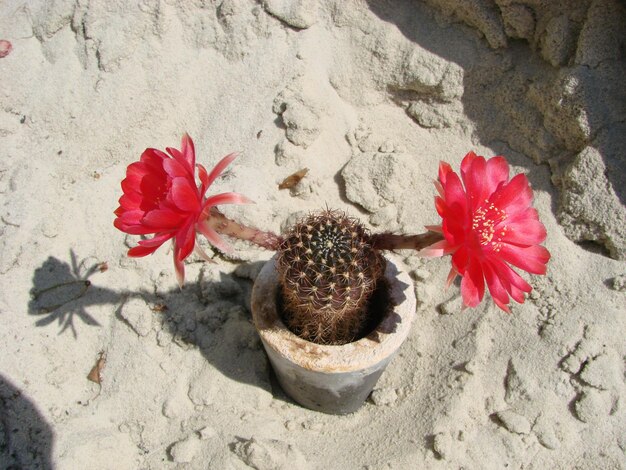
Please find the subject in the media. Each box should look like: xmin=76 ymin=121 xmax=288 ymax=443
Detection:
xmin=276 ymin=210 xmax=386 ymax=345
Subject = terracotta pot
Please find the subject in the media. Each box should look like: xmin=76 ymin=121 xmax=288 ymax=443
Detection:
xmin=251 ymin=253 xmax=416 ymax=414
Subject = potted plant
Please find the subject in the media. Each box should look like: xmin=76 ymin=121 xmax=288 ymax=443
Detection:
xmin=114 ymin=134 xmax=550 ymax=414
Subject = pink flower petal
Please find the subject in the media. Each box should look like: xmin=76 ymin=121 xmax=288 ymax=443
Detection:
xmin=417 ymin=239 xmax=455 ymax=257
xmin=203 ymin=191 xmax=254 ymax=209
xmin=501 ymin=219 xmax=547 ymax=246
xmin=438 ymin=161 xmax=453 ymax=186
xmin=206 ymin=153 xmax=238 ymax=189
xmin=171 ymin=177 xmax=201 ymax=212
xmin=459 ymin=151 xmax=478 ymax=178
xmin=451 ymin=245 xmax=470 ymax=275
xmin=163 ymin=157 xmax=188 ymax=178
xmin=142 ymin=209 xmax=187 ymax=229
xmin=484 ymin=156 xmax=509 ymax=194
xmin=499 ymin=244 xmax=550 ymax=275
xmin=173 ymin=249 xmax=185 ymax=287
xmin=167 ymin=146 xmax=193 ymax=176
xmin=462 ymin=155 xmax=489 ymax=210
xmin=197 ymin=163 xmax=209 ymax=195
xmin=460 ymin=259 xmax=485 ymax=308
xmin=197 ymin=220 xmax=234 ymax=254
xmin=181 ymin=133 xmax=196 ymax=170
xmin=128 ymin=245 xmax=160 ymax=257
xmin=175 ymin=221 xmax=196 ymax=261
xmin=137 ymin=232 xmax=174 ymax=248
xmin=491 ymin=173 xmax=533 ymax=216
xmin=482 ymin=261 xmax=511 ymax=313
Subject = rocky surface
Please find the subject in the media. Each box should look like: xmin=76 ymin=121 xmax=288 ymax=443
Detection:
xmin=0 ymin=0 xmax=624 ymax=469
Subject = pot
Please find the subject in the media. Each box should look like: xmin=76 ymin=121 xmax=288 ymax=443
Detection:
xmin=250 ymin=253 xmax=416 ymax=414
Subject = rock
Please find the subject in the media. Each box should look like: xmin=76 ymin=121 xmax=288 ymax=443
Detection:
xmin=559 ymin=146 xmax=626 ymax=260
xmin=609 ymin=274 xmax=626 ymax=292
xmin=495 ymin=410 xmax=531 ymax=435
xmin=169 ymin=435 xmax=200 ymax=463
xmin=406 ymin=101 xmax=461 ymax=129
xmin=575 ymin=0 xmax=626 ymax=67
xmin=231 ymin=437 xmax=309 ymax=470
xmin=574 ymin=389 xmax=613 ymax=423
xmin=500 ymin=4 xmax=535 ymax=41
xmin=341 ymin=152 xmax=417 ymax=213
xmin=433 ymin=432 xmax=453 ymax=460
xmin=539 ymin=15 xmax=577 ymax=67
xmin=118 ymin=297 xmax=152 ymax=337
xmin=262 ymin=0 xmax=318 ymax=29
xmin=273 ymin=78 xmax=326 ymax=149
xmin=504 ymin=360 xmax=532 ymax=404
xmin=422 ymin=0 xmax=507 ymax=49
xmin=535 ymin=426 xmax=560 ymax=450
xmin=370 ymin=387 xmax=398 ymax=406
xmin=437 ymin=295 xmax=463 ymax=316
xmin=199 ymin=426 xmax=217 ymax=440
xmin=580 ymin=354 xmax=621 ymax=390
xmin=162 ymin=396 xmax=192 ymax=419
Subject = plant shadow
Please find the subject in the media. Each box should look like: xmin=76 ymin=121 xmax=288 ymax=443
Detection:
xmin=28 ymin=250 xmax=119 ymax=338
xmin=0 ymin=374 xmax=54 ymax=470
xmin=27 ymin=252 xmax=278 ymax=399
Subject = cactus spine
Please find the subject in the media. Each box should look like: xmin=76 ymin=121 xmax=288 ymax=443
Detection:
xmin=276 ymin=210 xmax=385 ymax=345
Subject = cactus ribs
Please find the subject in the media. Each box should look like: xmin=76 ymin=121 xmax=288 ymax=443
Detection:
xmin=276 ymin=210 xmax=389 ymax=345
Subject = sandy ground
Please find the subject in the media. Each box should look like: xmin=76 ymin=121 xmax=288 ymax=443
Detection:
xmin=1 ymin=0 xmax=625 ymax=469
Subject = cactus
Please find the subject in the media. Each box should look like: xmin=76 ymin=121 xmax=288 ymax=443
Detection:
xmin=276 ymin=210 xmax=386 ymax=345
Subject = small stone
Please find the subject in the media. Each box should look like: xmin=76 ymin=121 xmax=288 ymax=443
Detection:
xmin=504 ymin=360 xmax=532 ymax=404
xmin=609 ymin=274 xmax=626 ymax=291
xmin=262 ymin=0 xmax=318 ymax=29
xmin=378 ymin=139 xmax=396 ymax=153
xmin=198 ymin=426 xmax=217 ymax=440
xmin=162 ymin=396 xmax=192 ymax=419
xmin=438 ymin=295 xmax=462 ymax=315
xmin=370 ymin=387 xmax=398 ymax=406
xmin=169 ymin=435 xmax=200 ymax=463
xmin=231 ymin=437 xmax=308 ymax=470
xmin=119 ymin=297 xmax=153 ymax=337
xmin=535 ymin=426 xmax=560 ymax=450
xmin=496 ymin=410 xmax=531 ymax=435
xmin=574 ymin=389 xmax=612 ymax=423
xmin=410 ymin=268 xmax=431 ymax=281
xmin=580 ymin=354 xmax=620 ymax=390
xmin=433 ymin=432 xmax=452 ymax=460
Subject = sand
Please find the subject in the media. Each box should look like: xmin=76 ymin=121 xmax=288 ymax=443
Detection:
xmin=1 ymin=0 xmax=625 ymax=468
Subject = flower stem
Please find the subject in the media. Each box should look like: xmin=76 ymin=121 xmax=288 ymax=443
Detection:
xmin=370 ymin=231 xmax=444 ymax=251
xmin=206 ymin=208 xmax=283 ymax=251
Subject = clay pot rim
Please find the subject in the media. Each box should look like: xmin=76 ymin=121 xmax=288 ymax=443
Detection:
xmin=251 ymin=253 xmax=416 ymax=373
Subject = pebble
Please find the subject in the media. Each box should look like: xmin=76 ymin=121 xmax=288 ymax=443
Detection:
xmin=580 ymin=354 xmax=620 ymax=390
xmin=574 ymin=389 xmax=612 ymax=423
xmin=496 ymin=410 xmax=531 ymax=435
xmin=118 ymin=297 xmax=153 ymax=337
xmin=169 ymin=435 xmax=200 ymax=463
xmin=231 ymin=437 xmax=308 ymax=470
xmin=433 ymin=432 xmax=453 ymax=460
xmin=370 ymin=387 xmax=398 ymax=406
xmin=198 ymin=426 xmax=217 ymax=440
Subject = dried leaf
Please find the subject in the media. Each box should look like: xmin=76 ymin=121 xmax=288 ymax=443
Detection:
xmin=87 ymin=352 xmax=106 ymax=385
xmin=151 ymin=303 xmax=168 ymax=312
xmin=279 ymin=168 xmax=309 ymax=190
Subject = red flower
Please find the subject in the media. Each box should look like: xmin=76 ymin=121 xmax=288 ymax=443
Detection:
xmin=421 ymin=151 xmax=550 ymax=312
xmin=114 ymin=134 xmax=251 ymax=285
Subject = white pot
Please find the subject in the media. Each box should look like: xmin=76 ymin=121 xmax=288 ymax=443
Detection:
xmin=251 ymin=254 xmax=416 ymax=414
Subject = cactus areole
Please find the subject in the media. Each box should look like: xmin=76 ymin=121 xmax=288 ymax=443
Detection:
xmin=276 ymin=210 xmax=388 ymax=345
